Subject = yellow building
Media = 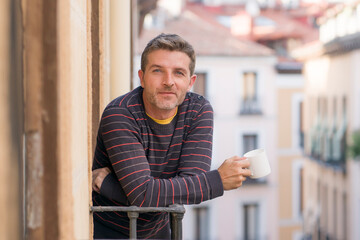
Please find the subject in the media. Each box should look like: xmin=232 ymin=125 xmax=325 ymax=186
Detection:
xmin=293 ymin=1 xmax=360 ymax=239
xmin=276 ymin=64 xmax=305 ymax=240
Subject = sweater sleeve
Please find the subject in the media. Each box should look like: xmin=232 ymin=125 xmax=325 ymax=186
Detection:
xmin=100 ymin=105 xmax=223 ymax=207
xmin=100 ymin=172 xmax=129 ymax=205
xmin=175 ymin=101 xmax=224 ymax=202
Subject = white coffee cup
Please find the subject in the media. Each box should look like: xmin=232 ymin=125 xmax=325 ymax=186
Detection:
xmin=244 ymin=149 xmax=271 ymax=179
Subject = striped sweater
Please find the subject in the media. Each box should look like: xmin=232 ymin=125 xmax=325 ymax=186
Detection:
xmin=92 ymin=86 xmax=224 ymax=239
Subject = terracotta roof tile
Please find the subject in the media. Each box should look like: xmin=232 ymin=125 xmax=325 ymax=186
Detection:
xmin=137 ymin=10 xmax=274 ymax=57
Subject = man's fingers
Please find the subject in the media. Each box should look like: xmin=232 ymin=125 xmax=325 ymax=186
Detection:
xmin=240 ymin=168 xmax=252 ymax=177
xmin=233 ymin=156 xmax=247 ymax=161
xmin=231 ymin=158 xmax=250 ymax=169
xmin=92 ymin=167 xmax=111 ymax=193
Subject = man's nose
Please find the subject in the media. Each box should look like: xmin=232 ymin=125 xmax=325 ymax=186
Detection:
xmin=162 ymin=72 xmax=174 ymax=86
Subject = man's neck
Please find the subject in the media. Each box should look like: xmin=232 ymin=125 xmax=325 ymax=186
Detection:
xmin=145 ymin=107 xmax=177 ymax=121
xmin=146 ymin=108 xmax=178 ymax=124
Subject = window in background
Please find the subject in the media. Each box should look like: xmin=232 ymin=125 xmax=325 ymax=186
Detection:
xmin=299 ymin=101 xmax=304 ymax=148
xmin=242 ymin=134 xmax=266 ymax=184
xmin=243 ymin=203 xmax=260 ymax=240
xmin=292 ymin=161 xmax=304 ymax=219
xmin=192 ymin=72 xmax=207 ymax=99
xmin=194 ymin=206 xmax=209 ymax=240
xmin=300 ymin=167 xmax=304 ymax=214
xmin=243 ymin=134 xmax=258 ymax=155
xmin=241 ymin=71 xmax=262 ymax=115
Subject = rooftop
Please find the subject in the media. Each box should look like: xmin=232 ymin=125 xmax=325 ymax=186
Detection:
xmin=137 ymin=9 xmax=274 ymax=57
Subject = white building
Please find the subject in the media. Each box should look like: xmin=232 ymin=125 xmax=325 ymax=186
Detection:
xmin=135 ymin=3 xmax=281 ymax=239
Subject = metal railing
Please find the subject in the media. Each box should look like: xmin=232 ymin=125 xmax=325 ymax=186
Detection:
xmin=240 ymin=98 xmax=263 ymax=115
xmin=91 ymin=204 xmax=186 ymax=240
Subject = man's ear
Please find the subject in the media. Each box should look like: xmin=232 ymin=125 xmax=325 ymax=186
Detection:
xmin=138 ymin=70 xmax=145 ymax=88
xmin=188 ymin=74 xmax=197 ymax=91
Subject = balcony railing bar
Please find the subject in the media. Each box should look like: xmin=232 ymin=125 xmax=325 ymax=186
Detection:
xmin=91 ymin=204 xmax=185 ymax=240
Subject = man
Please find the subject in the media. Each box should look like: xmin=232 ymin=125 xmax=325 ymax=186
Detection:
xmin=92 ymin=33 xmax=252 ymax=239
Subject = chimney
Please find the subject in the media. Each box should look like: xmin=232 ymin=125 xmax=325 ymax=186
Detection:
xmin=231 ymin=10 xmax=253 ymax=37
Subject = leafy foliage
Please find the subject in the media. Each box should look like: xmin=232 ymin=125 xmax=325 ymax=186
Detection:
xmin=349 ymin=130 xmax=360 ymax=160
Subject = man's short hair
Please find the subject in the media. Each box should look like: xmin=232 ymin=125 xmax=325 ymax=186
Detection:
xmin=141 ymin=33 xmax=196 ymax=76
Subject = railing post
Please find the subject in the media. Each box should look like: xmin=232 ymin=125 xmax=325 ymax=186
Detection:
xmin=91 ymin=205 xmax=185 ymax=239
xmin=170 ymin=205 xmax=185 ymax=240
xmin=127 ymin=211 xmax=139 ymax=240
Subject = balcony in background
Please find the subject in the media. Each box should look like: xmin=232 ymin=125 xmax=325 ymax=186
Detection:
xmin=308 ymin=120 xmax=347 ymax=171
xmin=240 ymin=97 xmax=263 ymax=115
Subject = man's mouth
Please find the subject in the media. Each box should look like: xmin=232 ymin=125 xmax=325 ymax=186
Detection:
xmin=158 ymin=91 xmax=176 ymax=96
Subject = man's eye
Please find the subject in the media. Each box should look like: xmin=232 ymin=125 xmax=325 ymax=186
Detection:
xmin=153 ymin=69 xmax=161 ymax=72
xmin=175 ymin=71 xmax=184 ymax=76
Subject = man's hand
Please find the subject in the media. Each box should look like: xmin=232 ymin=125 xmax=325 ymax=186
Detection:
xmin=92 ymin=167 xmax=111 ymax=193
xmin=218 ymin=156 xmax=252 ymax=190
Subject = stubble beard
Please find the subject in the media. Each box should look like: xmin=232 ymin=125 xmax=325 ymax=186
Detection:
xmin=147 ymin=89 xmax=187 ymax=111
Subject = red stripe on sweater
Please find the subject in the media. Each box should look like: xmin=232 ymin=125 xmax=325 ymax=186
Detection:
xmin=103 ymin=128 xmax=138 ymax=135
xmin=102 ymin=113 xmax=134 ymax=120
xmin=182 ymin=153 xmax=211 ymax=159
xmin=169 ymin=179 xmax=175 ymax=205
xmin=149 ymin=162 xmax=168 ymax=166
xmin=94 ymin=156 xmax=103 ymax=167
xmin=196 ymin=126 xmax=213 ymax=129
xmin=170 ymin=142 xmax=182 ymax=148
xmin=141 ymin=133 xmax=173 ymax=137
xmin=182 ymin=178 xmax=189 ymax=205
xmin=144 ymin=219 xmax=170 ymax=239
xmin=119 ymin=92 xmax=130 ymax=107
xmin=161 ymin=171 xmax=177 ymax=175
xmin=148 ymin=148 xmax=167 ymax=152
xmin=107 ymin=142 xmax=140 ymax=151
xmin=128 ymin=103 xmax=142 ymax=107
xmin=94 ymin=213 xmax=129 ymax=230
xmin=179 ymin=110 xmax=198 ymax=115
xmin=194 ymin=110 xmax=214 ymax=120
xmin=112 ymin=155 xmax=144 ymax=166
xmin=196 ymin=175 xmax=203 ymax=202
xmin=179 ymin=167 xmax=207 ymax=173
xmin=196 ymin=110 xmax=213 ymax=117
xmin=119 ymin=169 xmax=150 ymax=181
xmin=126 ymin=179 xmax=150 ymax=197
xmin=156 ymin=180 xmax=161 ymax=207
xmin=175 ymin=125 xmax=190 ymax=130
xmin=183 ymin=140 xmax=212 ymax=144
xmin=137 ymin=218 xmax=166 ymax=232
xmin=96 ymin=146 xmax=107 ymax=157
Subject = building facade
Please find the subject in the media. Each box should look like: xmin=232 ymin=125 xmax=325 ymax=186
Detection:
xmin=0 ymin=0 xmax=135 ymax=239
xmin=293 ymin=1 xmax=360 ymax=239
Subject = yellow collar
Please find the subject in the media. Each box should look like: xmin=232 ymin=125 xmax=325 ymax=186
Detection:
xmin=146 ymin=108 xmax=178 ymax=125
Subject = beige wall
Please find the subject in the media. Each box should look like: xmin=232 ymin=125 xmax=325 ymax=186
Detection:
xmin=0 ymin=0 xmax=133 ymax=239
xmin=278 ymin=156 xmax=295 ymax=219
xmin=277 ymin=88 xmax=303 ymax=149
xmin=109 ymin=0 xmax=132 ymax=99
xmin=276 ymin=76 xmax=304 ymax=240
xmin=58 ymin=0 xmax=90 ymax=238
xmin=279 ymin=225 xmax=302 ymax=240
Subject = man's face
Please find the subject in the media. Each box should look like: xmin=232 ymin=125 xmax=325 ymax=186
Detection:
xmin=139 ymin=49 xmax=196 ymax=118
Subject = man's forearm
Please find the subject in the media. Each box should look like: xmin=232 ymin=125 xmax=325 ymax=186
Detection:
xmin=99 ymin=172 xmax=128 ymax=205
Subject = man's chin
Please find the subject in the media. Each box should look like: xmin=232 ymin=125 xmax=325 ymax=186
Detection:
xmin=157 ymin=104 xmax=178 ymax=111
